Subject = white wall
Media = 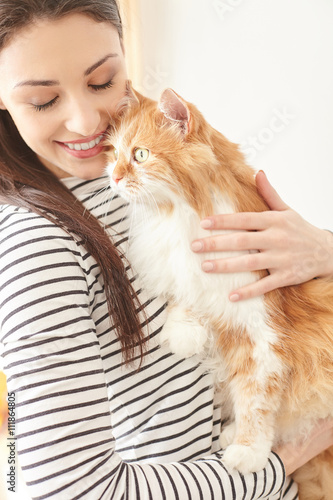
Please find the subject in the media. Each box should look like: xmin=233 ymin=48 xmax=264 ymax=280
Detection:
xmin=136 ymin=0 xmax=333 ymax=229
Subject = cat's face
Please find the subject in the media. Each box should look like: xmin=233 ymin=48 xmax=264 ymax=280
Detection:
xmin=106 ymin=124 xmax=180 ymax=206
xmin=106 ymin=87 xmax=218 ymax=213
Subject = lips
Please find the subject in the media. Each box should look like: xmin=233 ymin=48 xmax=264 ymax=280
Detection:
xmin=64 ymin=134 xmax=104 ymax=151
xmin=56 ymin=129 xmax=109 ymax=159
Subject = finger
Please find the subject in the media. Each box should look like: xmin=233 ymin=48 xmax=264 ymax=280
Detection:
xmin=201 ymin=253 xmax=270 ymax=274
xmin=200 ymin=211 xmax=273 ymax=231
xmin=229 ymin=274 xmax=281 ymax=301
xmin=192 ymin=232 xmax=271 ymax=253
xmin=255 ymin=170 xmax=290 ymax=211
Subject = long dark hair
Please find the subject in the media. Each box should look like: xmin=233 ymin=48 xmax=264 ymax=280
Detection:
xmin=0 ymin=0 xmax=146 ymax=365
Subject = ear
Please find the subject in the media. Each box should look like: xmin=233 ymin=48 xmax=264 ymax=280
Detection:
xmin=158 ymin=88 xmax=191 ymax=135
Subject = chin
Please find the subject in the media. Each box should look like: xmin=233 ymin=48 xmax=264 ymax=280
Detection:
xmin=73 ymin=162 xmax=108 ymax=180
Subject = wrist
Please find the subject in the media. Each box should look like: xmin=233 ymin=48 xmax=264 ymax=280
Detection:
xmin=275 ymin=419 xmax=333 ymax=476
xmin=274 ymin=443 xmax=299 ymax=476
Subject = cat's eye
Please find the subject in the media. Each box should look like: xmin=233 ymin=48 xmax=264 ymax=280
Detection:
xmin=134 ymin=148 xmax=149 ymax=163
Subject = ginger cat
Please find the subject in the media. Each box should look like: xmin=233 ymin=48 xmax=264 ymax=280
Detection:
xmin=106 ymin=83 xmax=333 ymax=499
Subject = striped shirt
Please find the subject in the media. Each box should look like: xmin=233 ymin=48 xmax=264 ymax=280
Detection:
xmin=0 ymin=175 xmax=298 ymax=499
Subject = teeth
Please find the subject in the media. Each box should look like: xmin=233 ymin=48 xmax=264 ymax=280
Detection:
xmin=64 ymin=134 xmax=104 ymax=151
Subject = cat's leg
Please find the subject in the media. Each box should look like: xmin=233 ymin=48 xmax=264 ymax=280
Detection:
xmin=160 ymin=304 xmax=208 ymax=358
xmin=217 ymin=323 xmax=285 ymax=474
xmin=220 ymin=421 xmax=237 ymax=448
xmin=222 ymin=387 xmax=279 ymax=474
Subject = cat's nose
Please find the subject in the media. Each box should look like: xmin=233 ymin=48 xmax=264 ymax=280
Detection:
xmin=112 ymin=173 xmax=123 ymax=185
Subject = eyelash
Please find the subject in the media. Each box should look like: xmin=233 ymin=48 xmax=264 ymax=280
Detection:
xmin=33 ymin=79 xmax=114 ymax=112
xmin=33 ymin=97 xmax=59 ymax=112
xmin=90 ymin=79 xmax=114 ymax=91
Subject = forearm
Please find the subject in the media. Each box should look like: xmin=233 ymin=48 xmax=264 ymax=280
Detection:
xmin=276 ymin=419 xmax=333 ymax=477
xmin=112 ymin=452 xmax=288 ymax=500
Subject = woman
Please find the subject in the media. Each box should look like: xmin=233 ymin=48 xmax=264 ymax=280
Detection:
xmin=0 ymin=1 xmax=332 ymax=498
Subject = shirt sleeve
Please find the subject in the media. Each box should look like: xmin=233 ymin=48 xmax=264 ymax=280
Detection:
xmin=0 ymin=208 xmax=296 ymax=499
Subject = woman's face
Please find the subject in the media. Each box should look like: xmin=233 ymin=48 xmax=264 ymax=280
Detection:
xmin=0 ymin=13 xmax=127 ymax=179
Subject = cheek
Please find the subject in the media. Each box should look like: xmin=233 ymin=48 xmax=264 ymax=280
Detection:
xmin=8 ymin=109 xmax=54 ymax=151
xmin=140 ymin=164 xmax=181 ymax=202
xmin=106 ymin=161 xmax=116 ymax=181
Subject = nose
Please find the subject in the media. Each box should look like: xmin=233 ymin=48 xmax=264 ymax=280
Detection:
xmin=112 ymin=172 xmax=123 ymax=184
xmin=65 ymin=95 xmax=101 ymax=137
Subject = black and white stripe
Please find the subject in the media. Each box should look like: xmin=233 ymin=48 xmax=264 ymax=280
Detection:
xmin=0 ymin=176 xmax=298 ymax=499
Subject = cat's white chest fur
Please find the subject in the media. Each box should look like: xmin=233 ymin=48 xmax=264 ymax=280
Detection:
xmin=128 ymin=196 xmax=268 ymax=332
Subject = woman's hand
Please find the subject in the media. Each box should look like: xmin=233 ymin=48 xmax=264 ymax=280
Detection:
xmin=191 ymin=170 xmax=333 ymax=301
xmin=275 ymin=419 xmax=333 ymax=476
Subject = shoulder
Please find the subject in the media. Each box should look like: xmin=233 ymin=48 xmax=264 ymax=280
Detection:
xmin=0 ymin=203 xmax=80 ymax=256
xmin=1 ymin=203 xmax=65 ymax=232
xmin=0 ymin=205 xmax=101 ymax=342
xmin=0 ymin=204 xmax=96 ymax=285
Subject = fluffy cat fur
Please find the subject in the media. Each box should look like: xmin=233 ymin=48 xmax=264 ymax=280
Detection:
xmin=106 ymin=83 xmax=333 ymax=499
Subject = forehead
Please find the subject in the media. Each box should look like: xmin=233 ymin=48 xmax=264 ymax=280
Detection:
xmin=0 ymin=13 xmax=122 ymax=81
xmin=113 ymin=107 xmax=183 ymax=157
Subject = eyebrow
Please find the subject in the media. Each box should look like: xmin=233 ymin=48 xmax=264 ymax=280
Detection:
xmin=84 ymin=53 xmax=119 ymax=76
xmin=14 ymin=53 xmax=119 ymax=89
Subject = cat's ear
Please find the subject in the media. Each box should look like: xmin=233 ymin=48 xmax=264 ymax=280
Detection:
xmin=158 ymin=89 xmax=192 ymax=135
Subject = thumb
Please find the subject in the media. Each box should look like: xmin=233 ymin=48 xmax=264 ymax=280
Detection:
xmin=255 ymin=170 xmax=290 ymax=211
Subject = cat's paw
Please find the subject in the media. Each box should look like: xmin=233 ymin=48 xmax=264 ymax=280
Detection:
xmin=160 ymin=315 xmax=208 ymax=358
xmin=219 ymin=422 xmax=236 ymax=449
xmin=223 ymin=444 xmax=269 ymax=475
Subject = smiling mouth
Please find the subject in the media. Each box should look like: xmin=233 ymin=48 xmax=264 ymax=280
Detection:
xmin=56 ymin=129 xmax=110 ymax=159
xmin=64 ymin=133 xmax=104 ymax=151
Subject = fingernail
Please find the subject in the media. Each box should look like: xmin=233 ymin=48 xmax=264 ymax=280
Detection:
xmin=191 ymin=241 xmax=203 ymax=252
xmin=200 ymin=219 xmax=213 ymax=229
xmin=229 ymin=293 xmax=240 ymax=302
xmin=202 ymin=261 xmax=214 ymax=272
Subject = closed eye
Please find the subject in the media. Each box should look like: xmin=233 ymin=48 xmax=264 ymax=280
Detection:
xmin=32 ymin=79 xmax=114 ymax=111
xmin=33 ymin=96 xmax=59 ymax=112
xmin=90 ymin=79 xmax=114 ymax=91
